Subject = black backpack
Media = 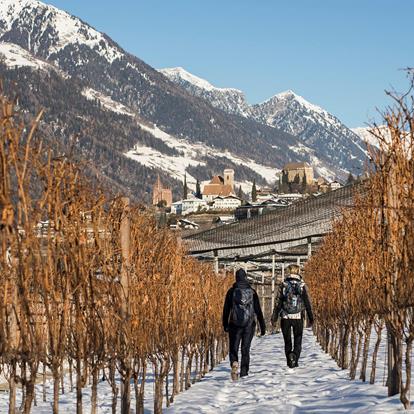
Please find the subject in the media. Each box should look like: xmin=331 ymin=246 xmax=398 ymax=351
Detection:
xmin=282 ymin=279 xmax=304 ymax=314
xmin=230 ymin=287 xmax=254 ymax=327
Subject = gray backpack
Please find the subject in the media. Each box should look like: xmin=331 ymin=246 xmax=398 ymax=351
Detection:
xmin=282 ymin=280 xmax=304 ymax=314
xmin=231 ymin=287 xmax=254 ymax=327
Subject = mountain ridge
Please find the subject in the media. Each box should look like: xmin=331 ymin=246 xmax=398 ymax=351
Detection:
xmin=0 ymin=0 xmax=362 ymax=202
xmin=160 ymin=66 xmax=369 ymax=180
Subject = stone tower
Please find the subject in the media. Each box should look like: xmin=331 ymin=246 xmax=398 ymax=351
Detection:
xmin=223 ymin=169 xmax=235 ymax=190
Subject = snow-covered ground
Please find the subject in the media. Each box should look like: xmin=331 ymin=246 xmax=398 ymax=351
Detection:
xmin=1 ymin=329 xmax=411 ymax=413
xmin=167 ymin=330 xmax=411 ymax=413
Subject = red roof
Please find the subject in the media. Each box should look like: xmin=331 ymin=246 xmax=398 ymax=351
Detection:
xmin=209 ymin=175 xmax=224 ymax=185
xmin=203 ymin=184 xmax=233 ymax=196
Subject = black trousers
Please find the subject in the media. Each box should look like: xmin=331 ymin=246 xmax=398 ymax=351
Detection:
xmin=281 ymin=318 xmax=304 ymax=362
xmin=228 ymin=322 xmax=255 ymax=375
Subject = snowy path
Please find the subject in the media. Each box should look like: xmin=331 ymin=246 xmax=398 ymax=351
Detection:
xmin=167 ymin=329 xmax=409 ymax=413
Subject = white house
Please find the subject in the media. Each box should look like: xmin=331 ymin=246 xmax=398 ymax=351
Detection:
xmin=275 ymin=193 xmax=304 ymax=202
xmin=212 ymin=195 xmax=242 ymax=210
xmin=181 ymin=198 xmax=208 ymax=215
xmin=170 ymin=201 xmax=183 ymax=215
xmin=329 ymin=181 xmax=342 ymax=191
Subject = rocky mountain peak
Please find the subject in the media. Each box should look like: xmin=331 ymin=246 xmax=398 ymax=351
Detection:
xmin=0 ymin=0 xmax=122 ymax=63
xmin=160 ymin=66 xmax=251 ymax=117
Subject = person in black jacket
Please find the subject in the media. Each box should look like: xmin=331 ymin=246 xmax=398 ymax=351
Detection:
xmin=223 ymin=268 xmax=266 ymax=379
xmin=271 ymin=264 xmax=314 ymax=368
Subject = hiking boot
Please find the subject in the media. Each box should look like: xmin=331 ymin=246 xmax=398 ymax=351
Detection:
xmin=231 ymin=361 xmax=239 ymax=381
xmin=240 ymin=370 xmax=248 ymax=378
xmin=288 ymin=352 xmax=296 ymax=368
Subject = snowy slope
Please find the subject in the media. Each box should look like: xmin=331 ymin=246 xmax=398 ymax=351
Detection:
xmin=0 ymin=41 xmax=45 ymax=69
xmin=80 ymin=85 xmax=279 ymax=191
xmin=0 ymin=41 xmax=63 ymax=74
xmin=126 ymin=122 xmax=279 ymax=193
xmin=160 ymin=67 xmax=251 ymax=117
xmin=82 ymin=87 xmax=135 ymax=117
xmin=0 ymin=0 xmax=122 ymax=63
xmin=352 ymin=126 xmax=392 ymax=149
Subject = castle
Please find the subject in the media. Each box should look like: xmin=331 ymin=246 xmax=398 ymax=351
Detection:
xmin=279 ymin=162 xmax=314 ymax=188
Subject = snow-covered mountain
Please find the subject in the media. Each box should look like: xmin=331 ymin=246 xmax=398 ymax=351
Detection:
xmin=252 ymin=90 xmax=368 ymax=175
xmin=351 ymin=126 xmax=388 ymax=149
xmin=160 ymin=68 xmax=370 ymax=179
xmin=160 ymin=67 xmax=251 ymax=117
xmin=0 ymin=0 xmax=122 ymax=64
xmin=0 ymin=0 xmax=364 ymax=201
xmin=0 ymin=0 xmax=310 ymax=201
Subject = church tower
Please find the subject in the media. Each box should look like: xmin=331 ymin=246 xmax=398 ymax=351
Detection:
xmin=223 ymin=169 xmax=235 ymax=190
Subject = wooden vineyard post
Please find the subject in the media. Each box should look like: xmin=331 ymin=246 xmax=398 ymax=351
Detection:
xmin=261 ymin=273 xmax=265 ymax=321
xmin=120 ymin=197 xmax=131 ymax=414
xmin=307 ymin=237 xmax=312 ymax=258
xmin=213 ymin=250 xmax=219 ymax=274
xmin=271 ymin=254 xmax=276 ymax=318
xmin=120 ymin=197 xmax=131 ymax=309
xmin=386 ymin=160 xmax=402 ymax=397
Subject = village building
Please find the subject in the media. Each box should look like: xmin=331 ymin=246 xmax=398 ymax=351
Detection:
xmin=170 ymin=201 xmax=183 ymax=215
xmin=257 ymin=193 xmax=277 ymax=203
xmin=316 ymin=176 xmax=329 ymax=193
xmin=152 ymin=175 xmax=172 ymax=207
xmin=279 ymin=162 xmax=314 ymax=188
xmin=329 ymin=181 xmax=342 ymax=191
xmin=211 ymin=195 xmax=242 ymax=210
xmin=202 ymin=169 xmax=235 ymax=202
xmin=275 ymin=193 xmax=304 ymax=202
xmin=316 ymin=176 xmax=328 ymax=187
xmin=257 ymin=186 xmax=273 ymax=196
xmin=181 ymin=198 xmax=208 ymax=215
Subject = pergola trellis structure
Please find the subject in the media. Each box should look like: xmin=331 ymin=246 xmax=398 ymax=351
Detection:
xmin=183 ymin=182 xmax=364 ymax=321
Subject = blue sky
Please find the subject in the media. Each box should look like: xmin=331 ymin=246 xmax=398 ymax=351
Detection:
xmin=47 ymin=0 xmax=413 ymax=127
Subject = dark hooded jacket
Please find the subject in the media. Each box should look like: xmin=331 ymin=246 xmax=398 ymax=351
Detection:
xmin=222 ymin=269 xmax=266 ymax=335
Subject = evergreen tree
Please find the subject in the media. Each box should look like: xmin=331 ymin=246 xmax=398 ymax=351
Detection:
xmin=237 ymin=185 xmax=243 ymax=199
xmin=279 ymin=173 xmax=289 ymax=194
xmin=346 ymin=172 xmax=355 ymax=185
xmin=251 ymin=179 xmax=257 ymax=202
xmin=301 ymin=174 xmax=307 ymax=193
xmin=183 ymin=173 xmax=188 ymax=199
xmin=195 ymin=179 xmax=201 ymax=199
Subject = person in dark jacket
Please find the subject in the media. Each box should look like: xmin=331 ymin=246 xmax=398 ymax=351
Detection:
xmin=271 ymin=264 xmax=314 ymax=368
xmin=223 ymin=268 xmax=266 ymax=379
